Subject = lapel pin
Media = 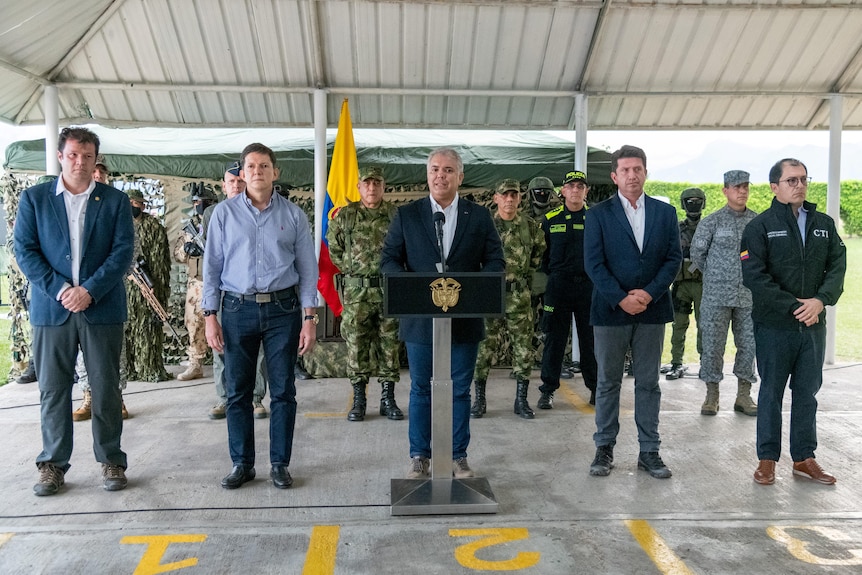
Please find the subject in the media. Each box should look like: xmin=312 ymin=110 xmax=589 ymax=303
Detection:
xmin=95 ymin=196 xmax=101 ymax=201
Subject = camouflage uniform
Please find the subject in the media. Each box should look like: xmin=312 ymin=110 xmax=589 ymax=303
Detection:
xmin=669 ymin=217 xmax=704 ymax=366
xmin=691 ymin=204 xmax=758 ymax=385
xmin=326 ymin=195 xmax=401 ymax=420
xmin=173 ymin=215 xmax=208 ymax=377
xmin=125 ymin=212 xmax=171 ymax=382
xmin=475 ymin=212 xmax=545 ymax=382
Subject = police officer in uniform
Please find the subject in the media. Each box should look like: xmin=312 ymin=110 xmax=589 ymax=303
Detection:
xmin=538 ymin=170 xmax=598 ymax=407
xmin=471 ymin=178 xmax=545 ymax=419
xmin=665 ymin=187 xmax=705 ymax=380
xmin=327 ymin=166 xmax=403 ymax=422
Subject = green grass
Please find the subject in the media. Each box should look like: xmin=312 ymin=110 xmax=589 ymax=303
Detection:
xmin=664 ymin=236 xmax=862 ymax=366
xmin=0 ymin=274 xmax=11 ymax=384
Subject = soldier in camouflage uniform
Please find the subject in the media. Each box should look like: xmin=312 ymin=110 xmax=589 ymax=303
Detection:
xmin=665 ymin=187 xmax=706 ymax=380
xmin=691 ymin=170 xmax=759 ymax=416
xmin=173 ymin=183 xmax=218 ymax=381
xmin=538 ymin=171 xmax=598 ymax=407
xmin=326 ymin=166 xmax=402 ymax=422
xmin=124 ymin=188 xmax=171 ymax=382
xmin=472 ymin=178 xmax=545 ymax=419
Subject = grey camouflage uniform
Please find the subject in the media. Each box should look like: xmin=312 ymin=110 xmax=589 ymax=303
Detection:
xmin=475 ymin=212 xmax=545 ymax=381
xmin=327 ymin=200 xmax=400 ymax=385
xmin=691 ymin=204 xmax=758 ymax=383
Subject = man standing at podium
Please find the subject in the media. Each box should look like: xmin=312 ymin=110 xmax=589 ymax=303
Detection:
xmin=381 ymin=148 xmax=504 ymax=480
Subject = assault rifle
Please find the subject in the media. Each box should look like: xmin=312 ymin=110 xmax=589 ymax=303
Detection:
xmin=183 ymin=221 xmax=205 ymax=254
xmin=128 ymin=258 xmax=180 ymax=341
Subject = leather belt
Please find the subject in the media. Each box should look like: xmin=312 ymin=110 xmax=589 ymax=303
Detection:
xmin=342 ymin=276 xmax=382 ymax=288
xmin=224 ymin=286 xmax=297 ymax=304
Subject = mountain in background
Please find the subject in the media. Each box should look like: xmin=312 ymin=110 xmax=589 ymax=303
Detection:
xmin=651 ymin=139 xmax=862 ymax=184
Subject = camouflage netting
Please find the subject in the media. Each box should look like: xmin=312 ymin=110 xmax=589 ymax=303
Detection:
xmin=2 ymin=173 xmax=561 ymax=381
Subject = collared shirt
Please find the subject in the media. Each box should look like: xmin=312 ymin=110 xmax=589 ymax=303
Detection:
xmin=797 ymin=204 xmax=808 ymax=246
xmin=618 ymin=190 xmax=645 ymax=252
xmin=201 ymin=190 xmax=318 ymax=310
xmin=429 ymin=193 xmax=459 ymax=263
xmin=56 ymin=177 xmax=95 ymax=296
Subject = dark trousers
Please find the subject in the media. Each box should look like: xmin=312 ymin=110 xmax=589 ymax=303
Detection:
xmin=33 ymin=314 xmax=126 ymax=472
xmin=540 ymin=279 xmax=597 ymax=394
xmin=221 ymin=293 xmax=300 ymax=468
xmin=754 ymin=324 xmax=825 ymax=462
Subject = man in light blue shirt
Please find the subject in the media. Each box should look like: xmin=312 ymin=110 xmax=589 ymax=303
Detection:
xmin=203 ymin=142 xmax=318 ymax=490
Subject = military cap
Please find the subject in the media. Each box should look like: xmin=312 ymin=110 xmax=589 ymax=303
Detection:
xmin=496 ymin=178 xmax=521 ymax=194
xmin=225 ymin=161 xmax=241 ymax=177
xmin=724 ymin=170 xmax=750 ymax=187
xmin=359 ymin=166 xmax=384 ymax=181
xmin=95 ymin=154 xmax=109 ymax=170
xmin=126 ymin=189 xmax=145 ymax=203
xmin=562 ymin=170 xmax=588 ymax=185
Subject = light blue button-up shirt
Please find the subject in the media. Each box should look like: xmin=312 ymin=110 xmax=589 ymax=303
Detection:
xmin=202 ymin=190 xmax=318 ymax=310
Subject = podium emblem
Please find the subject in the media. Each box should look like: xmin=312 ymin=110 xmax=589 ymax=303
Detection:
xmin=429 ymin=278 xmax=462 ymax=312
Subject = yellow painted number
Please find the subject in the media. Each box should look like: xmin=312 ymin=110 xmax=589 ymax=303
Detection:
xmin=449 ymin=527 xmax=540 ymax=570
xmin=121 ymin=534 xmax=207 ymax=574
xmin=767 ymin=525 xmax=862 ymax=565
xmin=302 ymin=525 xmax=341 ymax=575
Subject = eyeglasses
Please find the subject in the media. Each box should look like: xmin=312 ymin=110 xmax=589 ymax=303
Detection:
xmin=777 ymin=176 xmax=811 ymax=187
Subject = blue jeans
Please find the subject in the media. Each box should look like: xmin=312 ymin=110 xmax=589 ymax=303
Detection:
xmin=593 ymin=323 xmax=665 ymax=452
xmin=221 ymin=292 xmax=300 ymax=468
xmin=754 ymin=324 xmax=825 ymax=462
xmin=405 ymin=342 xmax=478 ymax=460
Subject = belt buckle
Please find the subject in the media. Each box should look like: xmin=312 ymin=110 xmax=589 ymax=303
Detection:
xmin=255 ymin=293 xmax=272 ymax=303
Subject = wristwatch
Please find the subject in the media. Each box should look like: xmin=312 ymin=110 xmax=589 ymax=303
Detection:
xmin=304 ymin=313 xmax=319 ymax=325
xmin=203 ymin=309 xmax=217 ymax=317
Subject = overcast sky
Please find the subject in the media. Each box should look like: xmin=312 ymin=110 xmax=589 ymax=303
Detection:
xmin=4 ymin=123 xmax=862 ymax=184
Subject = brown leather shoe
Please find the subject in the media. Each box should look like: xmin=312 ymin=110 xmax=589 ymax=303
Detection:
xmin=754 ymin=460 xmax=776 ymax=485
xmin=792 ymin=458 xmax=836 ymax=485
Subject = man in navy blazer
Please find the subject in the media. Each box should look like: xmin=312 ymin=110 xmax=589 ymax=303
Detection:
xmin=381 ymin=148 xmax=504 ymax=480
xmin=584 ymin=145 xmax=682 ymax=479
xmin=14 ymin=127 xmax=135 ymax=496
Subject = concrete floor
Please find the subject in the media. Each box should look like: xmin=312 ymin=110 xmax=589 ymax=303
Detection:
xmin=1 ymin=362 xmax=861 ymax=574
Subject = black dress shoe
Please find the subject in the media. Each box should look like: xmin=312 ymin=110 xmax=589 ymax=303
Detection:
xmin=270 ymin=465 xmax=293 ymax=489
xmin=294 ymin=363 xmax=312 ymax=380
xmin=221 ymin=465 xmax=255 ymax=489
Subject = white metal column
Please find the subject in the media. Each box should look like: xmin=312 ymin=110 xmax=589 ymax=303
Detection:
xmin=825 ymin=95 xmax=842 ymax=365
xmin=43 ymin=85 xmax=59 ymax=175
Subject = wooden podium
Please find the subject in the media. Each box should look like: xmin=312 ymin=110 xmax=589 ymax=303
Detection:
xmin=384 ymin=271 xmax=504 ymax=515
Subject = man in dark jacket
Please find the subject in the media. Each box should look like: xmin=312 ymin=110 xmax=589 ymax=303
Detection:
xmin=741 ymin=158 xmax=845 ymax=486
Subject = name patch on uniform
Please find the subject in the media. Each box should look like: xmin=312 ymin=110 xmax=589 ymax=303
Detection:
xmin=550 ymin=224 xmax=567 ymax=233
xmin=767 ymin=230 xmax=788 ymax=239
xmin=571 ymin=223 xmax=584 ymax=230
xmin=715 ymin=229 xmax=733 ymax=238
xmin=813 ymin=229 xmax=829 ymax=238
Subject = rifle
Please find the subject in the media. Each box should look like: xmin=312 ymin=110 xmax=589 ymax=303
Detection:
xmin=183 ymin=220 xmax=205 ymax=253
xmin=127 ymin=258 xmax=180 ymax=341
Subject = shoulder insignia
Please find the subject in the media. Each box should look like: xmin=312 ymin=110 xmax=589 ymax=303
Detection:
xmin=545 ymin=205 xmax=564 ymax=220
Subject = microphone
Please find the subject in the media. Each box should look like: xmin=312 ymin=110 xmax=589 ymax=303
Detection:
xmin=433 ymin=211 xmax=446 ymax=272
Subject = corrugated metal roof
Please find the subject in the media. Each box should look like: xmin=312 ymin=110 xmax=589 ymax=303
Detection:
xmin=2 ymin=0 xmax=862 ymax=130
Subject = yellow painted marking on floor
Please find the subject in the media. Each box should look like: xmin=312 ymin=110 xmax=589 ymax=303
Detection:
xmin=767 ymin=525 xmax=862 ymax=565
xmin=559 ymin=381 xmax=594 ymax=414
xmin=305 ymin=412 xmax=347 ymax=418
xmin=0 ymin=532 xmax=13 ymax=547
xmin=450 ymin=528 xmax=540 ymax=570
xmin=302 ymin=525 xmax=340 ymax=575
xmin=121 ymin=534 xmax=207 ymax=574
xmin=625 ymin=520 xmax=694 ymax=575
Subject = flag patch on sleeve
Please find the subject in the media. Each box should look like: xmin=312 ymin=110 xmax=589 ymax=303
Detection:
xmin=740 ymin=250 xmax=749 ymax=261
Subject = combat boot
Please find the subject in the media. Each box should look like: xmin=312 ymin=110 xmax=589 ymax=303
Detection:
xmin=470 ymin=380 xmax=486 ymax=418
xmin=513 ymin=379 xmax=535 ymax=419
xmin=665 ymin=363 xmax=687 ymax=380
xmin=348 ymin=382 xmax=366 ymax=422
xmin=380 ymin=381 xmax=404 ymax=420
xmin=16 ymin=358 xmax=37 ymax=384
xmin=73 ymin=390 xmax=92 ymax=422
xmin=734 ymin=379 xmax=758 ymax=416
xmin=176 ymin=358 xmax=203 ymax=381
xmin=701 ymin=382 xmax=720 ymax=416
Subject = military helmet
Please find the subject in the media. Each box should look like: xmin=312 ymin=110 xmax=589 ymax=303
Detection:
xmin=528 ymin=176 xmax=555 ymax=208
xmin=680 ymin=187 xmax=706 ymax=218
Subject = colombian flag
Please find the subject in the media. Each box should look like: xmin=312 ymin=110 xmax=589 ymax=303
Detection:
xmin=317 ymin=99 xmax=360 ymax=317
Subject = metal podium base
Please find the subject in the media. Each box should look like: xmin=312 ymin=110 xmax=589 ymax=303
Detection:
xmin=390 ymin=477 xmax=499 ymax=516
